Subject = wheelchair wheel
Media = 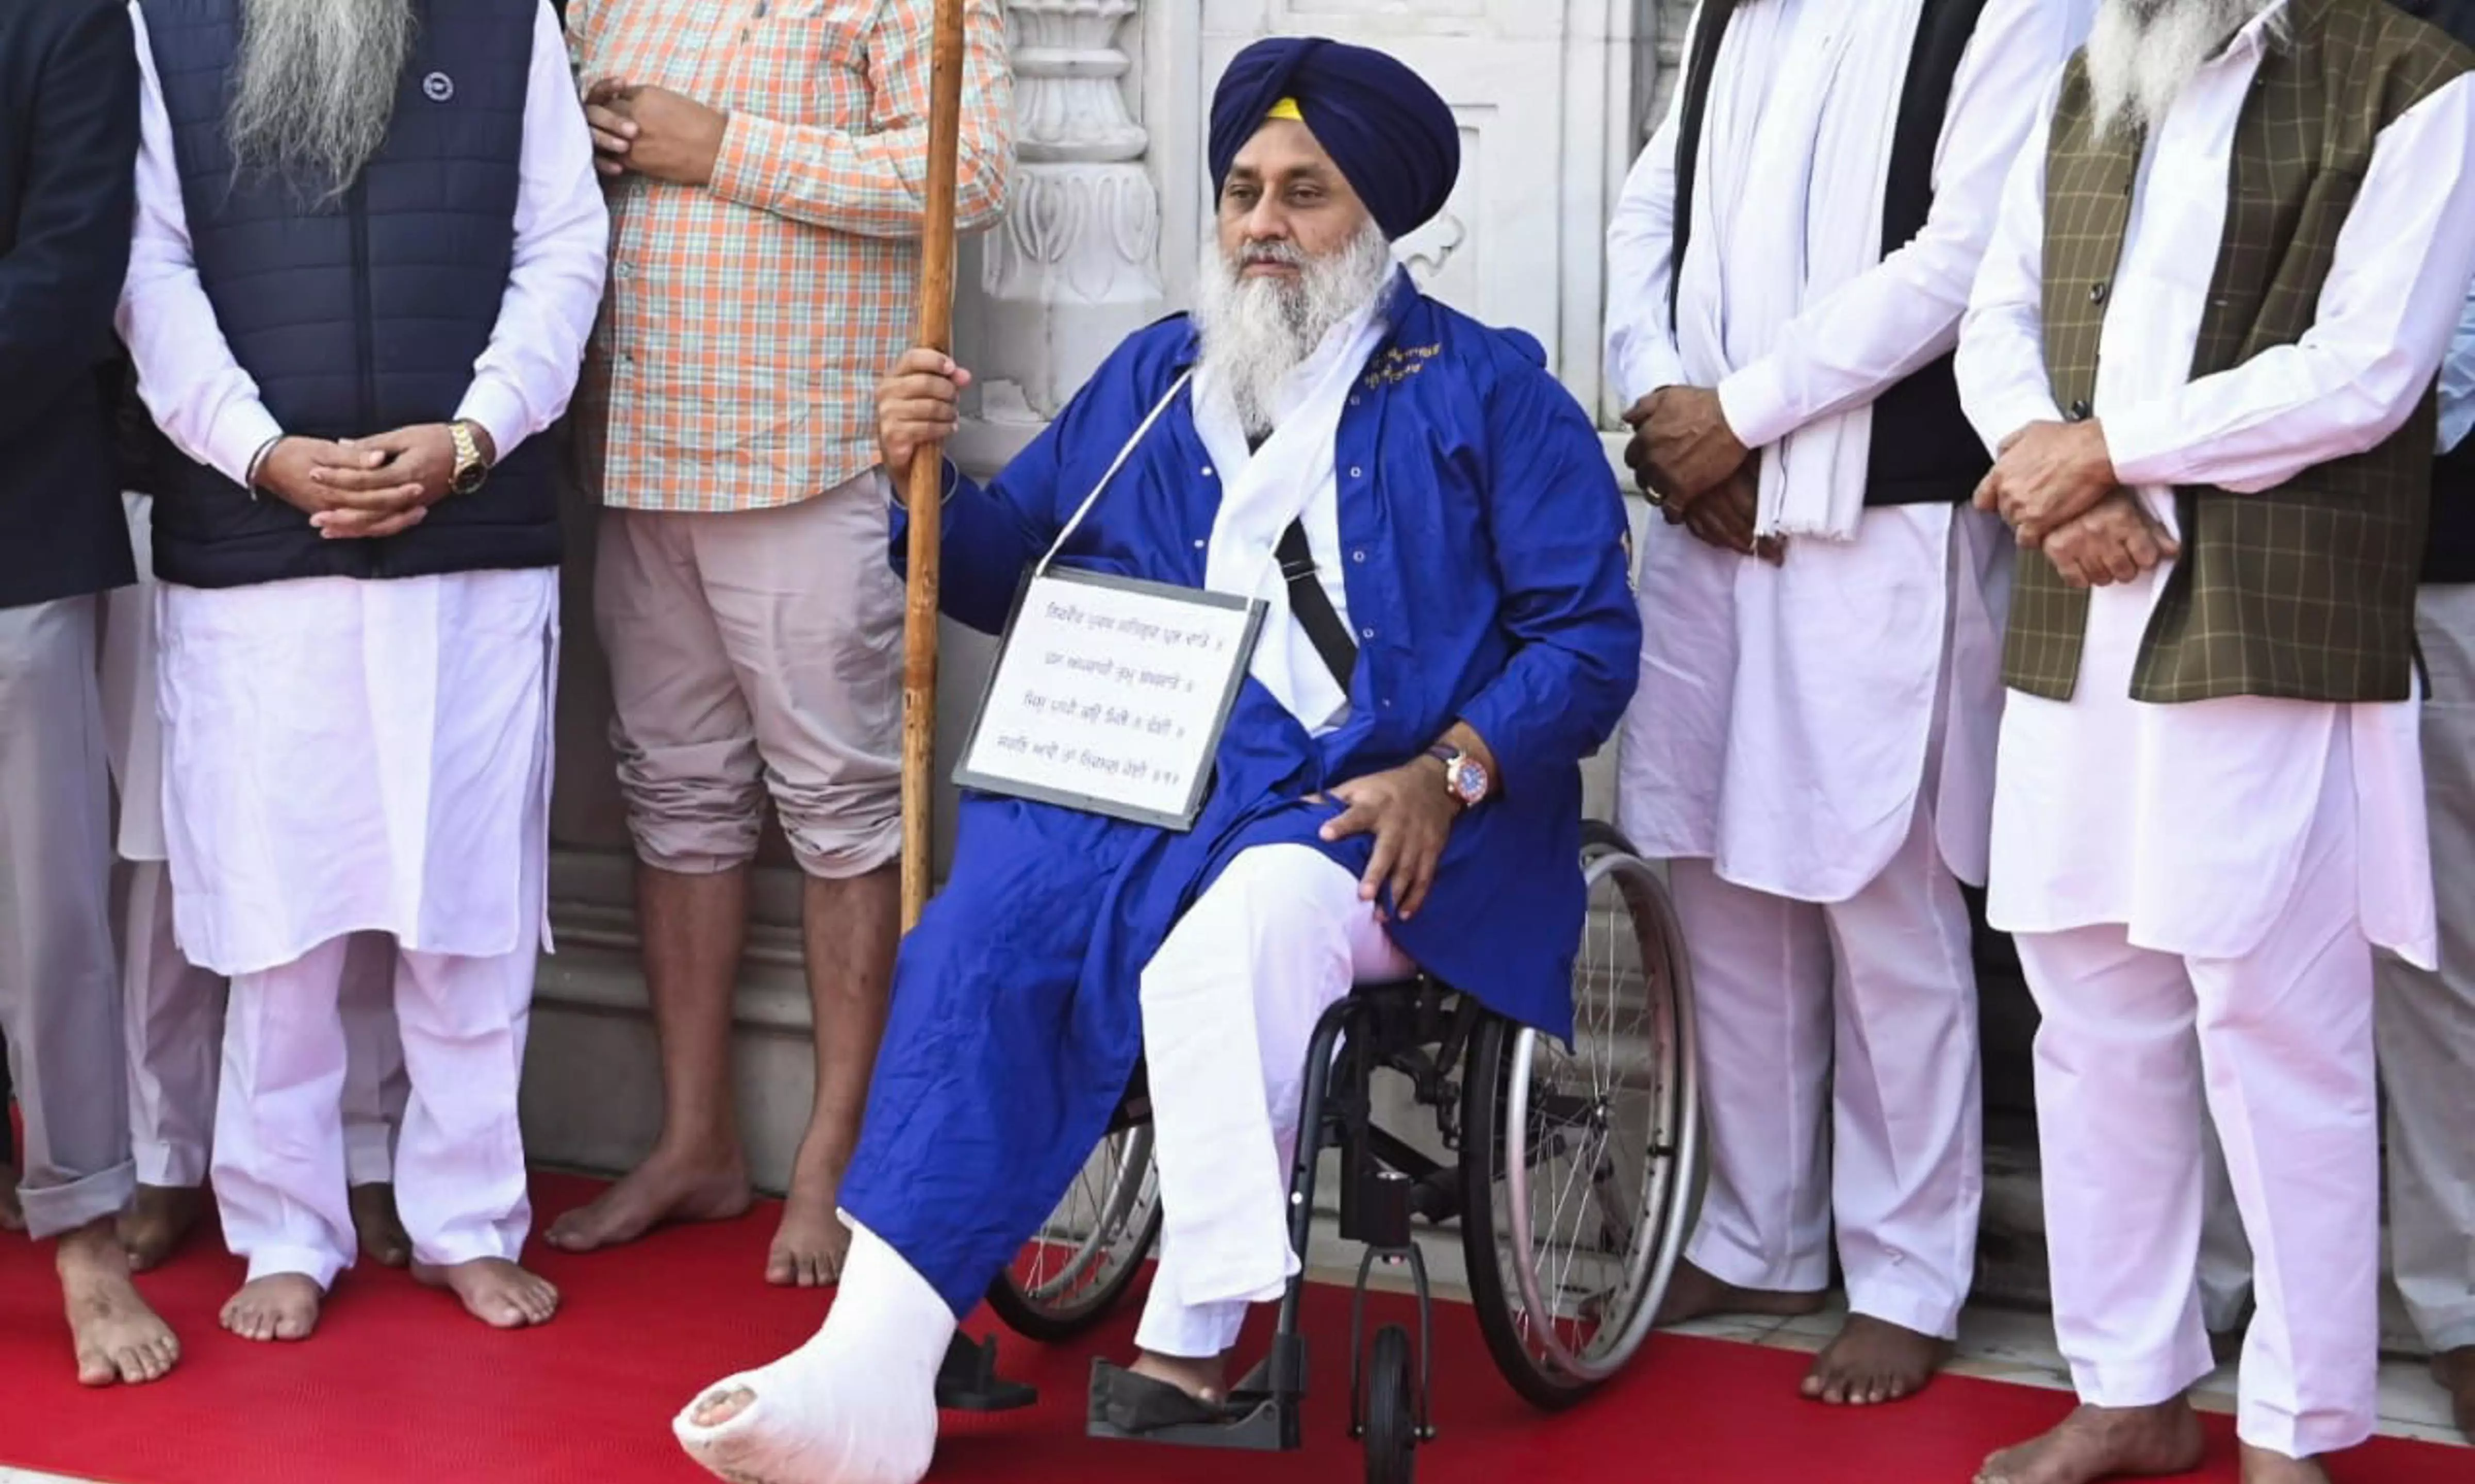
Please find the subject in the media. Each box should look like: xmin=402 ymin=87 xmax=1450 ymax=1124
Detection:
xmin=1457 ymin=828 xmax=1703 ymax=1410
xmin=1361 ymin=1324 xmax=1417 ymax=1484
xmin=985 ymin=1124 xmax=1163 ymax=1343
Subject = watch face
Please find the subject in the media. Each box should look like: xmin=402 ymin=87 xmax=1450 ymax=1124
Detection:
xmin=1448 ymin=756 xmax=1489 ymax=803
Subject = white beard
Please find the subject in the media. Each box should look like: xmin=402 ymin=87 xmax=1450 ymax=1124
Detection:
xmin=227 ymin=0 xmax=416 ymax=201
xmin=1192 ymin=221 xmax=1395 ymax=439
xmin=2084 ymin=0 xmax=2281 ymax=142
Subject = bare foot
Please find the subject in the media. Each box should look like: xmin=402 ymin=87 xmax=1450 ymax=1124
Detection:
xmin=2237 ymin=1444 xmax=2330 ymax=1483
xmin=1975 ymin=1402 xmax=2207 ymax=1484
xmin=220 ymin=1273 xmax=324 ymax=1343
xmin=0 ymin=1162 xmax=23 ymax=1233
xmin=1801 ymin=1313 xmax=1953 ymax=1405
xmin=543 ymin=1146 xmax=750 ymax=1254
xmin=1655 ymin=1259 xmax=1828 ymax=1326
xmin=118 ymin=1183 xmax=205 ymax=1273
xmin=2434 ymin=1346 xmax=2474 ymax=1444
xmin=1129 ymin=1349 xmax=1230 ymax=1404
xmin=350 ymin=1182 xmax=411 ymax=1268
xmin=413 ymin=1256 xmax=559 ymax=1329
xmin=766 ymin=1145 xmax=850 ymax=1288
xmin=59 ymin=1220 xmax=181 ymax=1385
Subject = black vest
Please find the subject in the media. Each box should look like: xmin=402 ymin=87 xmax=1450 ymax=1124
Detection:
xmin=2393 ymin=0 xmax=2475 ymax=582
xmin=137 ymin=0 xmax=557 ymax=589
xmin=1671 ymin=0 xmax=1994 ymax=507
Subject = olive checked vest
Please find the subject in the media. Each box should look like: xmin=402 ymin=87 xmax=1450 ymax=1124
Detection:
xmin=2008 ymin=0 xmax=2471 ymax=703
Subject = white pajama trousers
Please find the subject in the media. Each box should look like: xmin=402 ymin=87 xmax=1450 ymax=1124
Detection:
xmin=1665 ymin=804 xmax=1983 ymax=1339
xmin=2016 ymin=774 xmax=2381 ymax=1458
xmin=2196 ymin=589 xmax=2475 ymax=1359
xmin=1134 ymin=844 xmax=1414 ymax=1359
xmin=215 ymin=921 xmax=539 ymax=1289
xmin=118 ymin=860 xmax=406 ymax=1190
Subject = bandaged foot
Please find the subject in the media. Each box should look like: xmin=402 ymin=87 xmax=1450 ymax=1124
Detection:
xmin=674 ymin=1220 xmax=953 ymax=1484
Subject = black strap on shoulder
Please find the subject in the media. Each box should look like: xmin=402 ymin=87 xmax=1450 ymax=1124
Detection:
xmin=1669 ymin=0 xmax=1742 ymax=334
xmin=1276 ymin=519 xmax=1358 ymax=690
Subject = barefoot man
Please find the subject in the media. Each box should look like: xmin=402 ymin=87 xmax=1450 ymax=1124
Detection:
xmin=548 ymin=0 xmax=1012 ymax=1287
xmin=668 ymin=38 xmax=1639 ymax=1483
xmin=1604 ymin=0 xmax=2089 ymax=1406
xmin=2187 ymin=2 xmax=2475 ymax=1445
xmin=114 ymin=0 xmax=607 ymax=1339
xmin=96 ymin=374 xmax=414 ymax=1272
xmin=1956 ymin=1 xmax=2475 ymax=1478
xmin=0 ymin=0 xmax=178 ymax=1386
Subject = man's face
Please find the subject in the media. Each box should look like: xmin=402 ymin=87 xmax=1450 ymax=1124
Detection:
xmin=1215 ymin=120 xmax=1377 ymax=280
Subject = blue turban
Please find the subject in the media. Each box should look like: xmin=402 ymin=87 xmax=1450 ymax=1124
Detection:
xmin=1208 ymin=37 xmax=1460 ymax=241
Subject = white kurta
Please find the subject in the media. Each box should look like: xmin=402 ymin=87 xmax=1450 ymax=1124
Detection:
xmin=1603 ymin=0 xmax=2087 ymax=902
xmin=1955 ymin=7 xmax=2475 ymax=969
xmin=114 ymin=0 xmax=608 ymax=978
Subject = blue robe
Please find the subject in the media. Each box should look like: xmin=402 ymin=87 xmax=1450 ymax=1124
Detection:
xmin=840 ymin=278 xmax=1643 ymax=1316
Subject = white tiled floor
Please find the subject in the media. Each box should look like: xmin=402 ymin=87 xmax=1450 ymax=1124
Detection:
xmin=1668 ymin=1297 xmax=2471 ymax=1450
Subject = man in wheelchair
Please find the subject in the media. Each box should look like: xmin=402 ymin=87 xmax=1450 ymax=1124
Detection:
xmin=672 ymin=36 xmax=1643 ymax=1484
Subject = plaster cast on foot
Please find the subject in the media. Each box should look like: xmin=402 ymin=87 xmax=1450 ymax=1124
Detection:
xmin=673 ymin=1220 xmax=953 ymax=1484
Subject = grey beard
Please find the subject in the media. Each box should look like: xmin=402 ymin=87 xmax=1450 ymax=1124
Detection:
xmin=2085 ymin=0 xmax=2281 ymax=142
xmin=1193 ymin=220 xmax=1395 ymax=439
xmin=227 ymin=0 xmax=416 ymax=203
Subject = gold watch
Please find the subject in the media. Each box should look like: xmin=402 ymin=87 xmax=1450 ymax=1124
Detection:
xmin=448 ymin=421 xmax=491 ymax=496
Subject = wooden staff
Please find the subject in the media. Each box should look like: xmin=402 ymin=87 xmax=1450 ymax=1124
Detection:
xmin=901 ymin=0 xmax=967 ymax=932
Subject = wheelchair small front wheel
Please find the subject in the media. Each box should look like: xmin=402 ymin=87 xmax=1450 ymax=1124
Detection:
xmin=985 ymin=1123 xmax=1163 ymax=1343
xmin=1361 ymin=1324 xmax=1417 ymax=1484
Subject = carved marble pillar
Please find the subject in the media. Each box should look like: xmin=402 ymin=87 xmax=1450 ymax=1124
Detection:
xmin=975 ymin=0 xmax=1167 ymax=428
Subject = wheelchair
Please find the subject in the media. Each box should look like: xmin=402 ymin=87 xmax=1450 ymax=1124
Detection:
xmin=933 ymin=822 xmax=1706 ymax=1481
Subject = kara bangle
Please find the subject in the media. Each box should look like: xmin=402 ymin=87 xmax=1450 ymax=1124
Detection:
xmin=244 ymin=434 xmax=284 ymax=498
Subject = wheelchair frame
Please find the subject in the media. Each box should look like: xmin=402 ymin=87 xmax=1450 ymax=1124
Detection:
xmin=937 ymin=824 xmax=1703 ymax=1482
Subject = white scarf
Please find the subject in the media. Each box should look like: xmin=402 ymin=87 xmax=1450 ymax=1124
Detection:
xmin=1195 ymin=297 xmax=1391 ymax=732
xmin=1675 ymin=0 xmax=1927 ymax=541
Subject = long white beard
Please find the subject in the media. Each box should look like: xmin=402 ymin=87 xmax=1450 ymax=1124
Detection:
xmin=1192 ymin=221 xmax=1395 ymax=438
xmin=227 ymin=0 xmax=416 ymax=201
xmin=2084 ymin=0 xmax=2281 ymax=142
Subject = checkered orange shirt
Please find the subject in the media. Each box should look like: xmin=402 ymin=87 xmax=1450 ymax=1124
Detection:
xmin=567 ymin=0 xmax=1013 ymax=512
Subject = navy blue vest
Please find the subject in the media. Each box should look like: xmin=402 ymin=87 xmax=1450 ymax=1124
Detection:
xmin=138 ymin=0 xmax=557 ymax=588
xmin=1670 ymin=0 xmax=1995 ymax=508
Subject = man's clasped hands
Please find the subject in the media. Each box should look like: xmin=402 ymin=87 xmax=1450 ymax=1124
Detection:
xmin=1621 ymin=387 xmax=2180 ymax=587
xmin=256 ymin=424 xmax=488 ymax=541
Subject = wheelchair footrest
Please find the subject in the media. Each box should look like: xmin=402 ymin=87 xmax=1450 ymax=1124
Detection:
xmin=933 ymin=1332 xmax=1038 ymax=1413
xmin=1083 ymin=1360 xmax=1297 ymax=1452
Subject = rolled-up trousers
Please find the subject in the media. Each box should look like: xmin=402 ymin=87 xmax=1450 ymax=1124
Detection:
xmin=0 ymin=596 xmax=135 ymax=1240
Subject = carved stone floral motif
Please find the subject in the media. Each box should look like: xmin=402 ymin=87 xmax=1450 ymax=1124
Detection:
xmin=979 ymin=0 xmax=1167 ymax=423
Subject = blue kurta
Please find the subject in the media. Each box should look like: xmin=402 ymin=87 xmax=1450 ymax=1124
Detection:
xmin=840 ymin=279 xmax=1643 ymax=1316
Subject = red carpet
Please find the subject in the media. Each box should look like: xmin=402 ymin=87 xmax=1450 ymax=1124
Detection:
xmin=0 ymin=1173 xmax=2459 ymax=1484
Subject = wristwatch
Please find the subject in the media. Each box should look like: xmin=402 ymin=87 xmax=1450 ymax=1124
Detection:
xmin=448 ymin=420 xmax=491 ymax=496
xmin=1427 ymin=745 xmax=1491 ymax=809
